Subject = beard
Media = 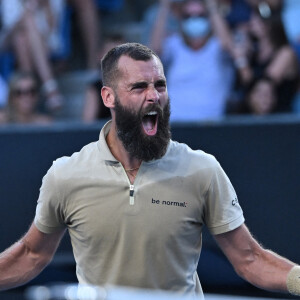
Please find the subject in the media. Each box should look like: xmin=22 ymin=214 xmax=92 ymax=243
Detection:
xmin=114 ymin=96 xmax=171 ymax=162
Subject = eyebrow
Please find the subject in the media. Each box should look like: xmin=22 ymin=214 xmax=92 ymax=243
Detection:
xmin=130 ymin=81 xmax=148 ymax=90
xmin=130 ymin=79 xmax=166 ymax=90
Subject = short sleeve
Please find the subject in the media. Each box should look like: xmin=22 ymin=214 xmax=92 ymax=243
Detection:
xmin=204 ymin=159 xmax=244 ymax=235
xmin=34 ymin=162 xmax=66 ymax=233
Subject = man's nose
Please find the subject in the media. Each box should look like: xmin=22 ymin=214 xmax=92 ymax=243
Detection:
xmin=146 ymin=87 xmax=159 ymax=103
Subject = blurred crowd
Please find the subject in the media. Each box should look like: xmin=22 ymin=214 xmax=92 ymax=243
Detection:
xmin=0 ymin=0 xmax=299 ymax=126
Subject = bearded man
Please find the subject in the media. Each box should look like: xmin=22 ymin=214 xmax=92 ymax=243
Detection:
xmin=0 ymin=43 xmax=299 ymax=299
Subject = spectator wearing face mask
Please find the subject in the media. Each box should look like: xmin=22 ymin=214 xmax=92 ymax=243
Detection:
xmin=150 ymin=0 xmax=235 ymax=122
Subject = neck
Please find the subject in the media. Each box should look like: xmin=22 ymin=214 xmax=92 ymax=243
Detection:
xmin=106 ymin=121 xmax=142 ymax=170
xmin=185 ymin=34 xmax=210 ymax=50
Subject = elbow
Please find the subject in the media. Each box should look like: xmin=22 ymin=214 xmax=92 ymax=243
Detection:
xmin=233 ymin=247 xmax=261 ymax=282
xmin=234 ymin=257 xmax=255 ymax=281
xmin=29 ymin=250 xmax=53 ymax=273
xmin=21 ymin=240 xmax=53 ymax=273
xmin=234 ymin=247 xmax=270 ymax=288
xmin=34 ymin=255 xmax=52 ymax=272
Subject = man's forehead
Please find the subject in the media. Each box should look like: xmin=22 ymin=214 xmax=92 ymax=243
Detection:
xmin=117 ymin=55 xmax=165 ymax=79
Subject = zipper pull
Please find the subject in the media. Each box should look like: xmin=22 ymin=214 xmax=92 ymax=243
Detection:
xmin=129 ymin=185 xmax=134 ymax=205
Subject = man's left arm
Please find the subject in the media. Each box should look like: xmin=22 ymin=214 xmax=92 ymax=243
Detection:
xmin=214 ymin=223 xmax=300 ymax=296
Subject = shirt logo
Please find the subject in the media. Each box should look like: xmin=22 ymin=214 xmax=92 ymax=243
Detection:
xmin=152 ymin=198 xmax=187 ymax=208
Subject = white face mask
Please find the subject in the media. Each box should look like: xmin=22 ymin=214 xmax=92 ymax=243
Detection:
xmin=181 ymin=17 xmax=211 ymax=39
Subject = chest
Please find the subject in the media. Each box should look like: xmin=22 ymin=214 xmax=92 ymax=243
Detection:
xmin=62 ymin=170 xmax=205 ymax=247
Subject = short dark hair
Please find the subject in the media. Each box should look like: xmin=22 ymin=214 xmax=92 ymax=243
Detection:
xmin=101 ymin=43 xmax=160 ymax=88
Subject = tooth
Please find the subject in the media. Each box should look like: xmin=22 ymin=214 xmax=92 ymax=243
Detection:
xmin=147 ymin=111 xmax=157 ymax=116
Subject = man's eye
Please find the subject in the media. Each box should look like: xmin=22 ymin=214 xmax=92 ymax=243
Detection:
xmin=156 ymin=83 xmax=166 ymax=91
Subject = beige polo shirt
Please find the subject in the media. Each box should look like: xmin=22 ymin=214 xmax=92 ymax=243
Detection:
xmin=34 ymin=121 xmax=244 ymax=298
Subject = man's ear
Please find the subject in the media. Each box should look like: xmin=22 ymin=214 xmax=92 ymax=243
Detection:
xmin=101 ymin=86 xmax=115 ymax=108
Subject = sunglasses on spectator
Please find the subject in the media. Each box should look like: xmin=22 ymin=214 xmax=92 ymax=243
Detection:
xmin=13 ymin=87 xmax=37 ymax=97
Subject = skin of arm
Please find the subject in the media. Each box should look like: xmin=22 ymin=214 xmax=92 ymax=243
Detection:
xmin=0 ymin=223 xmax=65 ymax=291
xmin=204 ymin=0 xmax=235 ymax=54
xmin=265 ymin=46 xmax=299 ymax=83
xmin=82 ymin=85 xmax=100 ymax=122
xmin=215 ymin=224 xmax=296 ymax=293
xmin=150 ymin=0 xmax=172 ymax=55
xmin=204 ymin=0 xmax=254 ymax=83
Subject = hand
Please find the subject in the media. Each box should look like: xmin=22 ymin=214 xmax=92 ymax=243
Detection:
xmin=232 ymin=30 xmax=253 ymax=59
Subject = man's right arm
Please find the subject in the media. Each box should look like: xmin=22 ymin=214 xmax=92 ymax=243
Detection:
xmin=0 ymin=222 xmax=65 ymax=291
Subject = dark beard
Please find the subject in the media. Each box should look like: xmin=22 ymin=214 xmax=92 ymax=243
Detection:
xmin=114 ymin=97 xmax=171 ymax=162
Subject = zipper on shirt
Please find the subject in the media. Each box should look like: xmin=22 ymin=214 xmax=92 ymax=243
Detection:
xmin=129 ymin=184 xmax=135 ymax=205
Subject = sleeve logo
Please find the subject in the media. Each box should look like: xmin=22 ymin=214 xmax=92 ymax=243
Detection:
xmin=232 ymin=197 xmax=239 ymax=206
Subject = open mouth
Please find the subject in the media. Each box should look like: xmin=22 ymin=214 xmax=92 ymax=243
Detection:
xmin=142 ymin=111 xmax=158 ymax=136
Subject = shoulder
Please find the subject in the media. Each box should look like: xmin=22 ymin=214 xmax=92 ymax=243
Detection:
xmin=277 ymin=45 xmax=296 ymax=56
xmin=266 ymin=45 xmax=299 ymax=79
xmin=167 ymin=140 xmax=219 ymax=169
xmin=50 ymin=141 xmax=99 ymax=177
xmin=158 ymin=141 xmax=224 ymax=189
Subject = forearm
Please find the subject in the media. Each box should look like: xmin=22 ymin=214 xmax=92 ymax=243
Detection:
xmin=205 ymin=0 xmax=234 ymax=54
xmin=216 ymin=225 xmax=299 ymax=296
xmin=150 ymin=1 xmax=171 ymax=54
xmin=237 ymin=247 xmax=296 ymax=293
xmin=0 ymin=239 xmax=49 ymax=291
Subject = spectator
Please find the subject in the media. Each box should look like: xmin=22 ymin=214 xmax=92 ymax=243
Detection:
xmin=0 ymin=0 xmax=65 ymax=113
xmin=5 ymin=71 xmax=52 ymax=124
xmin=150 ymin=0 xmax=235 ymax=122
xmin=235 ymin=76 xmax=278 ymax=115
xmin=230 ymin=4 xmax=299 ymax=112
xmin=202 ymin=0 xmax=299 ymax=114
